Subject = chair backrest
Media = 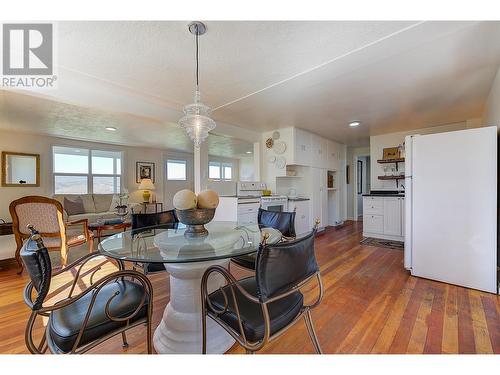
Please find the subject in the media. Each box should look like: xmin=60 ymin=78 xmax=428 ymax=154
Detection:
xmin=258 ymin=208 xmax=296 ymax=238
xmin=20 ymin=227 xmax=52 ymax=310
xmin=131 ymin=210 xmax=179 ymax=233
xmin=255 ymin=228 xmax=318 ymax=302
xmin=9 ymin=196 xmax=65 ymax=238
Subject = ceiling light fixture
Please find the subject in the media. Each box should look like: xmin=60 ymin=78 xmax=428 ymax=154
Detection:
xmin=246 ymin=151 xmax=253 ymax=154
xmin=178 ymin=21 xmax=216 ymax=148
xmin=349 ymin=121 xmax=361 ymax=128
xmin=105 ymin=126 xmax=117 ymax=131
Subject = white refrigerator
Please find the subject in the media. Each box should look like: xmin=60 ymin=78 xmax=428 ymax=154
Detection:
xmin=404 ymin=126 xmax=497 ymax=294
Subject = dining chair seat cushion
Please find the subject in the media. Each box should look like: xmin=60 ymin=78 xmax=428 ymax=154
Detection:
xmin=144 ymin=262 xmax=166 ymax=273
xmin=231 ymin=253 xmax=256 ymax=270
xmin=208 ymin=277 xmax=303 ymax=342
xmin=48 ymin=280 xmax=148 ymax=352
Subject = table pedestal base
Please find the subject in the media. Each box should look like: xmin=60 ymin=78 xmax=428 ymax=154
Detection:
xmin=153 ymin=259 xmax=236 ymax=354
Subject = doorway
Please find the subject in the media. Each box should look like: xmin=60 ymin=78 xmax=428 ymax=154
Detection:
xmin=356 ymin=155 xmax=370 ymax=219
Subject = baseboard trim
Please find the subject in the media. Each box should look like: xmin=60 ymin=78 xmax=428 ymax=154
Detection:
xmin=362 ymin=232 xmax=404 ymax=242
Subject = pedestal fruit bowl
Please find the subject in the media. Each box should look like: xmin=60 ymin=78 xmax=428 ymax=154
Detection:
xmin=173 ymin=189 xmax=220 ymax=238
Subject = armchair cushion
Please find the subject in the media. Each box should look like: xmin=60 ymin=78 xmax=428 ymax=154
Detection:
xmin=48 ymin=280 xmax=149 ymax=353
xmin=208 ymin=277 xmax=303 ymax=343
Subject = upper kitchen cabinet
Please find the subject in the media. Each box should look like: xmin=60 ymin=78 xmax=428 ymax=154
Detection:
xmin=311 ymin=134 xmax=327 ymax=168
xmin=327 ymin=140 xmax=341 ymax=170
xmin=292 ymin=128 xmax=312 ymax=166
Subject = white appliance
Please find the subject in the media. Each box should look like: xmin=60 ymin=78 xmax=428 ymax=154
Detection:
xmin=404 ymin=126 xmax=497 ymax=294
xmin=236 ymin=181 xmax=264 ymax=225
xmin=260 ymin=195 xmax=288 ymax=212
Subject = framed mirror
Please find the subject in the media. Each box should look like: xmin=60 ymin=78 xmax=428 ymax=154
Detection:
xmin=1 ymin=152 xmax=40 ymax=187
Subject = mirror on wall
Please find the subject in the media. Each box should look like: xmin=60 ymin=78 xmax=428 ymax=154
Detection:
xmin=1 ymin=152 xmax=40 ymax=187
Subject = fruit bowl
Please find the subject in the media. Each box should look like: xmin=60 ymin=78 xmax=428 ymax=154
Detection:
xmin=175 ymin=208 xmax=216 ymax=237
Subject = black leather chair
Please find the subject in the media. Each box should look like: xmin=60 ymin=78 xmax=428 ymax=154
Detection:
xmin=21 ymin=225 xmax=153 ymax=354
xmin=201 ymin=223 xmax=323 ymax=354
xmin=231 ymin=208 xmax=297 ymax=271
xmin=131 ymin=210 xmax=179 ymax=274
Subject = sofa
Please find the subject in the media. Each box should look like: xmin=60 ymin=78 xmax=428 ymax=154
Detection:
xmin=53 ymin=194 xmax=140 ymax=224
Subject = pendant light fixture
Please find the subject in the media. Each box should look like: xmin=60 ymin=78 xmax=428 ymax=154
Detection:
xmin=178 ymin=21 xmax=216 ymax=147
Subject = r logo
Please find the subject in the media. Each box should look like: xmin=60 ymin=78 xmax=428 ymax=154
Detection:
xmin=2 ymin=23 xmax=53 ymax=75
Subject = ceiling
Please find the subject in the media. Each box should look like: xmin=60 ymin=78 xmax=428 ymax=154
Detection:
xmin=1 ymin=21 xmax=500 ymax=149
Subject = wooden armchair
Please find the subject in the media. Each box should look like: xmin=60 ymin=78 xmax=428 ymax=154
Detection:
xmin=9 ymin=196 xmax=94 ymax=273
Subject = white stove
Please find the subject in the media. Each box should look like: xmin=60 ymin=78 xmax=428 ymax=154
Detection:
xmin=260 ymin=195 xmax=288 ymax=212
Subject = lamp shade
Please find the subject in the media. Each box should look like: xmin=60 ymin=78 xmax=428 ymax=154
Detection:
xmin=138 ymin=178 xmax=155 ymax=190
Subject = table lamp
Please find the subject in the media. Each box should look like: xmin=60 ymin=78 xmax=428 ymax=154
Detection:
xmin=138 ymin=178 xmax=155 ymax=203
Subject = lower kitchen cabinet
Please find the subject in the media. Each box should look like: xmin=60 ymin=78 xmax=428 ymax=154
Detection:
xmin=288 ymin=200 xmax=310 ymax=236
xmin=237 ymin=202 xmax=260 ymax=225
xmin=362 ymin=196 xmax=404 ymax=241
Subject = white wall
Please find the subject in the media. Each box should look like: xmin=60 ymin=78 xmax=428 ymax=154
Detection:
xmin=483 ymin=66 xmax=500 ymax=128
xmin=0 ymin=129 xmax=169 ymax=221
xmin=239 ymin=156 xmax=255 ymax=181
xmin=369 ymin=121 xmax=482 ymax=190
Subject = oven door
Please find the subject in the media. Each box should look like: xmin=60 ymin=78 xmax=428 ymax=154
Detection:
xmin=261 ymin=201 xmax=286 ymax=212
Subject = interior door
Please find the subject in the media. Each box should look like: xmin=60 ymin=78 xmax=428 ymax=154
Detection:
xmin=411 ymin=127 xmax=497 ymax=293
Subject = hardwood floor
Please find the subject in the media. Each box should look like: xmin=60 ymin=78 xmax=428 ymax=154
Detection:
xmin=0 ymin=221 xmax=498 ymax=354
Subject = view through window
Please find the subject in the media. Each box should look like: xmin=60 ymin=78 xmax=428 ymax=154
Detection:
xmin=53 ymin=146 xmax=122 ymax=194
xmin=167 ymin=159 xmax=187 ymax=180
xmin=208 ymin=161 xmax=233 ymax=180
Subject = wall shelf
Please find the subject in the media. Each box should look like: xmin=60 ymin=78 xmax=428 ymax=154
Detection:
xmin=377 ymin=158 xmax=405 ymax=164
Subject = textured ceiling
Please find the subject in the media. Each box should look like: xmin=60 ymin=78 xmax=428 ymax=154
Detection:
xmin=2 ymin=21 xmax=500 ymax=149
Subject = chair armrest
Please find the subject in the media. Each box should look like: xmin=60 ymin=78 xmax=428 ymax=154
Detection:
xmin=201 ymin=265 xmax=262 ymax=344
xmin=66 ymin=218 xmax=91 ymax=241
xmin=25 ymin=269 xmax=153 ymax=353
xmin=27 ymin=268 xmax=151 ymax=314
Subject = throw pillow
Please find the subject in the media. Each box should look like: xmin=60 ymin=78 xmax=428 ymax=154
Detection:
xmin=64 ymin=197 xmax=85 ymax=216
xmin=109 ymin=194 xmax=122 ymax=212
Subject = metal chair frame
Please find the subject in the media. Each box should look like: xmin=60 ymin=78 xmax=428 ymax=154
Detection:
xmin=23 ymin=236 xmax=154 ymax=354
xmin=201 ymin=223 xmax=324 ymax=354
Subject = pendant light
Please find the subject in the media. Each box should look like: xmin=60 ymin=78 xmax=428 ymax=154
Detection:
xmin=178 ymin=21 xmax=216 ymax=147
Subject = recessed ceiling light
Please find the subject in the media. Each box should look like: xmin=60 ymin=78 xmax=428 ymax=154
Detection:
xmin=105 ymin=126 xmax=117 ymax=131
xmin=349 ymin=121 xmax=361 ymax=128
xmin=246 ymin=151 xmax=253 ymax=154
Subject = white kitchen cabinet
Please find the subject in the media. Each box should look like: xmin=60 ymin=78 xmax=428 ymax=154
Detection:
xmin=383 ymin=197 xmax=402 ymax=236
xmin=364 ymin=214 xmax=384 ymax=233
xmin=362 ymin=196 xmax=404 ymax=241
xmin=293 ymin=128 xmax=312 ymax=166
xmin=327 ymin=140 xmax=341 ymax=171
xmin=311 ymin=168 xmax=328 ymax=230
xmin=311 ymin=134 xmax=327 ymax=169
xmin=288 ymin=200 xmax=310 ymax=236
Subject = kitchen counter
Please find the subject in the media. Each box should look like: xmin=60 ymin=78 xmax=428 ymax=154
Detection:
xmin=362 ymin=193 xmax=405 ymax=197
xmin=287 ymin=197 xmax=310 ymax=201
xmin=363 ymin=190 xmax=404 ymax=197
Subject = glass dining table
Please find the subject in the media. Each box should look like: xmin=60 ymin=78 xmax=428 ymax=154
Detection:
xmin=98 ymin=221 xmax=281 ymax=354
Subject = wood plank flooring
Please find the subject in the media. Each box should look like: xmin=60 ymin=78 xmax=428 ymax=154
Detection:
xmin=0 ymin=221 xmax=498 ymax=354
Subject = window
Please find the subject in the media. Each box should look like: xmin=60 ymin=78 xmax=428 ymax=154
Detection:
xmin=167 ymin=160 xmax=187 ymax=181
xmin=53 ymin=146 xmax=122 ymax=194
xmin=208 ymin=161 xmax=233 ymax=180
xmin=222 ymin=163 xmax=232 ymax=180
xmin=209 ymin=161 xmax=221 ymax=179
